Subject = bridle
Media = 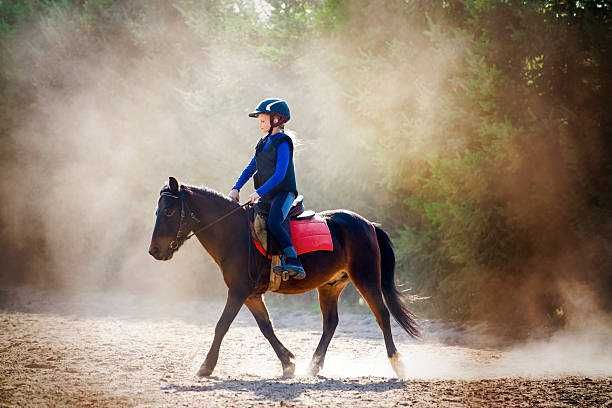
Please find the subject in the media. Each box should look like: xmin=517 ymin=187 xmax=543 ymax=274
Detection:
xmin=158 ymin=191 xmax=197 ymax=251
xmin=157 ymin=188 xmax=260 ymax=287
xmin=159 ymin=190 xmax=252 ymax=251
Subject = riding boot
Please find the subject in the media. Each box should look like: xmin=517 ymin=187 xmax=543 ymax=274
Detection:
xmin=273 ymin=246 xmax=306 ymax=280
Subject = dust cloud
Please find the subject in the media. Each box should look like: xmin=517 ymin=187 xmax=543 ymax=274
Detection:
xmin=0 ymin=0 xmax=610 ymax=379
xmin=0 ymin=2 xmax=282 ymax=298
xmin=0 ymin=1 xmax=463 ymax=299
xmin=1 ymin=286 xmax=610 ymax=382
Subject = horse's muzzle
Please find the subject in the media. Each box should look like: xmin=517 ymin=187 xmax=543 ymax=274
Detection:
xmin=149 ymin=245 xmax=162 ymax=260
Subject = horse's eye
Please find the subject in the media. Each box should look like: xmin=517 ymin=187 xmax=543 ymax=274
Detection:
xmin=164 ymin=208 xmax=175 ymax=217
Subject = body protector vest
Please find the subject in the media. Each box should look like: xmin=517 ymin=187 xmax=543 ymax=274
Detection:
xmin=253 ymin=134 xmax=298 ymax=199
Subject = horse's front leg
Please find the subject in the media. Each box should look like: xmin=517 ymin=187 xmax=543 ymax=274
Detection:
xmin=197 ymin=290 xmax=247 ymax=377
xmin=245 ymin=295 xmax=296 ymax=377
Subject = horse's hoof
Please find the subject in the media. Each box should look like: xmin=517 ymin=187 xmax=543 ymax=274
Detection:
xmin=307 ymin=362 xmax=321 ymax=376
xmin=196 ymin=365 xmax=214 ymax=377
xmin=389 ymin=352 xmax=407 ymax=379
xmin=282 ymin=362 xmax=296 ymax=378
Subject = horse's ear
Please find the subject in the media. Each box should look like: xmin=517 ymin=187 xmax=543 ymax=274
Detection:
xmin=169 ymin=177 xmax=179 ymax=193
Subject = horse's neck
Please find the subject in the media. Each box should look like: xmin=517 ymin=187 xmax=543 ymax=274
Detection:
xmin=189 ymin=189 xmax=245 ymax=266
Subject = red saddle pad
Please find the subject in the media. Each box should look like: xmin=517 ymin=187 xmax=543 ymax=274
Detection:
xmin=253 ymin=213 xmax=333 ymax=257
xmin=289 ymin=214 xmax=334 ymax=255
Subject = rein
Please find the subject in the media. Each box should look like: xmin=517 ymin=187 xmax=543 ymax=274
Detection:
xmin=185 ymin=201 xmax=252 ymax=240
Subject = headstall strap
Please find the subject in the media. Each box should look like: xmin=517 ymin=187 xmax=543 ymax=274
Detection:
xmin=160 ymin=190 xmax=193 ymax=250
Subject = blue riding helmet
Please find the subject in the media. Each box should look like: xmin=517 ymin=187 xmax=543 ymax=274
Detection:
xmin=249 ymin=98 xmax=291 ymax=122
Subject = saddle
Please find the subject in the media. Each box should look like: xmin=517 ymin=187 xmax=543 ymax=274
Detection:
xmin=249 ymin=195 xmax=333 ymax=290
xmin=250 ymin=195 xmax=320 ymax=255
xmin=287 ymin=195 xmax=316 ymax=219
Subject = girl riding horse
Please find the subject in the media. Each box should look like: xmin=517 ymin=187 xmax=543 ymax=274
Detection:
xmin=229 ymin=98 xmax=306 ymax=279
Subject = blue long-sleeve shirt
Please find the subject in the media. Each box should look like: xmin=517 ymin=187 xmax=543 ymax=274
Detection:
xmin=232 ymin=134 xmax=290 ymax=197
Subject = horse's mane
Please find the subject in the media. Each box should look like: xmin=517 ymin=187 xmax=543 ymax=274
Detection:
xmin=181 ymin=183 xmax=239 ymax=208
xmin=183 ymin=184 xmax=222 ymax=198
xmin=159 ymin=181 xmax=240 ymax=213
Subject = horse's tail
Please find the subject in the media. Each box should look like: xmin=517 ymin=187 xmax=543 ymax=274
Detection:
xmin=374 ymin=224 xmax=419 ymax=338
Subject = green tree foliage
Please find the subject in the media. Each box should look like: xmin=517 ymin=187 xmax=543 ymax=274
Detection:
xmin=383 ymin=0 xmax=612 ymax=333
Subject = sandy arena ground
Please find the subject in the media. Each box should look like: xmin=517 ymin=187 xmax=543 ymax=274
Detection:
xmin=1 ymin=289 xmax=611 ymax=407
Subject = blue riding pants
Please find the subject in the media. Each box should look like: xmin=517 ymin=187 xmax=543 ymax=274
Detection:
xmin=266 ymin=191 xmax=295 ymax=252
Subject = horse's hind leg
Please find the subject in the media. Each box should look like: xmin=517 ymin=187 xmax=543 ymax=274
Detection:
xmin=244 ymin=295 xmax=296 ymax=378
xmin=308 ymin=278 xmax=349 ymax=376
xmin=348 ymin=257 xmax=406 ymax=378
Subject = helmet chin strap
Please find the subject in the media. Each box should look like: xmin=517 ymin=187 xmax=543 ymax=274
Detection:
xmin=267 ymin=114 xmax=286 ymax=136
xmin=267 ymin=115 xmax=277 ymax=136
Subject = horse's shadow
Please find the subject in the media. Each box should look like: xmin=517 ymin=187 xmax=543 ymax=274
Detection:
xmin=161 ymin=376 xmax=406 ymax=402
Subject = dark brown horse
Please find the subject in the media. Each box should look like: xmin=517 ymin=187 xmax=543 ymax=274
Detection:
xmin=148 ymin=177 xmax=418 ymax=378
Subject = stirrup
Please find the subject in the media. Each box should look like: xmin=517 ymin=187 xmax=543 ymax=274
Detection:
xmin=272 ymin=265 xmax=291 ymax=281
xmin=273 ymin=261 xmax=306 ymax=280
xmin=288 ymin=268 xmax=306 ymax=280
